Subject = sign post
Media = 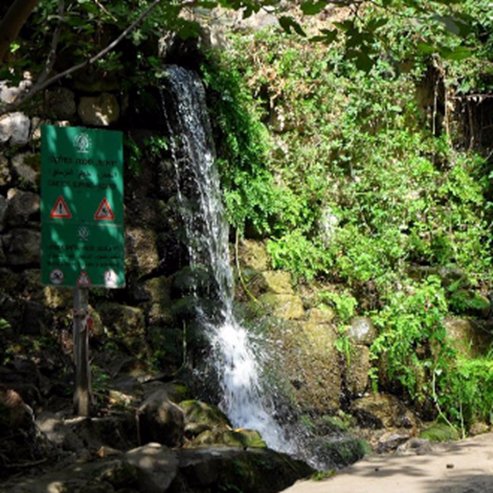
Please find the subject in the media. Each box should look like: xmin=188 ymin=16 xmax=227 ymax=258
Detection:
xmin=41 ymin=125 xmax=124 ymax=416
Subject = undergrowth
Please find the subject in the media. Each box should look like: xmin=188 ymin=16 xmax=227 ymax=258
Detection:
xmin=202 ymin=6 xmax=493 ymax=432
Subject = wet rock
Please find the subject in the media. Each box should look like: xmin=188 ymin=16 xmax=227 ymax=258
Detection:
xmin=45 ymin=87 xmax=77 ymax=119
xmin=4 ymin=228 xmax=41 ymax=265
xmin=0 ymin=112 xmax=30 ymax=145
xmin=191 ymin=428 xmax=266 ymax=449
xmin=260 ymin=293 xmax=305 ymax=320
xmin=351 ymin=393 xmax=417 ymax=430
xmin=270 ymin=321 xmax=342 ymax=413
xmin=11 ymin=153 xmax=39 ymax=191
xmin=348 ymin=316 xmax=377 ymax=346
xmin=78 ymin=93 xmax=120 ymax=126
xmin=180 ymin=399 xmax=231 ymax=439
xmin=262 ymin=270 xmax=294 ymax=294
xmin=5 ymin=189 xmax=40 ymax=226
xmin=345 ymin=345 xmax=370 ymax=396
xmin=137 ymin=389 xmax=185 ymax=447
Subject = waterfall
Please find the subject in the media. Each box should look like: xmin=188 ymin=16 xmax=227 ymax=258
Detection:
xmin=162 ymin=65 xmax=293 ymax=453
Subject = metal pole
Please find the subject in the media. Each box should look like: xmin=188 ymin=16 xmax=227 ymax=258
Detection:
xmin=73 ymin=286 xmax=91 ymax=416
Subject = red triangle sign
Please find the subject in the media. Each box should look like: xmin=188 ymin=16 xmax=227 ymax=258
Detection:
xmin=50 ymin=196 xmax=72 ymax=219
xmin=94 ymin=197 xmax=115 ymax=221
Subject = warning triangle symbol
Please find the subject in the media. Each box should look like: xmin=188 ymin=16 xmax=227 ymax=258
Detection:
xmin=94 ymin=197 xmax=115 ymax=221
xmin=50 ymin=196 xmax=72 ymax=219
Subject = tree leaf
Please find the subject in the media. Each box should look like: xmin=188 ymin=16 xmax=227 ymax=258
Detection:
xmin=278 ymin=16 xmax=306 ymax=37
xmin=300 ymin=1 xmax=327 ymax=15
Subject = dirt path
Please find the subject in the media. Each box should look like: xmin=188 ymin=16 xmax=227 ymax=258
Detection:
xmin=282 ymin=433 xmax=493 ymax=493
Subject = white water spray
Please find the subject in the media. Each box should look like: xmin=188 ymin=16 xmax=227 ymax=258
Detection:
xmin=163 ymin=65 xmax=293 ymax=453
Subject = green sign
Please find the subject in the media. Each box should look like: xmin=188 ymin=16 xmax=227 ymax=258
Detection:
xmin=41 ymin=125 xmax=125 ymax=288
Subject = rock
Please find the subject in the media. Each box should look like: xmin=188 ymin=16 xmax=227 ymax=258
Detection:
xmin=0 ymin=194 xmax=6 ymax=231
xmin=269 ymin=321 xmax=342 ymax=413
xmin=0 ymin=112 xmax=30 ymax=145
xmin=0 ymin=154 xmax=11 ymax=187
xmin=469 ymin=421 xmax=490 ymax=436
xmin=126 ymin=227 xmax=160 ymax=277
xmin=345 ymin=345 xmax=370 ymax=396
xmin=174 ymin=447 xmax=313 ymax=493
xmin=78 ymin=93 xmax=120 ymax=126
xmin=307 ymin=306 xmax=336 ymax=324
xmin=45 ymin=88 xmax=77 ymax=119
xmin=376 ymin=431 xmax=412 ymax=453
xmin=0 ymin=79 xmax=31 ymax=104
xmin=0 ymin=386 xmax=34 ymax=433
xmin=443 ymin=317 xmax=491 ymax=357
xmin=262 ymin=271 xmax=294 ymax=294
xmin=319 ymin=207 xmax=339 ymax=245
xmin=137 ymin=389 xmax=185 ymax=447
xmin=4 ymin=228 xmax=41 ymax=265
xmin=191 ymin=428 xmax=266 ymax=449
xmin=21 ymin=300 xmax=50 ymax=335
xmin=260 ymin=293 xmax=305 ymax=320
xmin=239 ymin=239 xmax=269 ymax=271
xmin=351 ymin=393 xmax=417 ymax=430
xmin=5 ymin=189 xmax=40 ymax=226
xmin=396 ymin=437 xmax=433 ymax=455
xmin=180 ymin=399 xmax=231 ymax=436
xmin=348 ymin=316 xmax=377 ymax=346
xmin=311 ymin=436 xmax=369 ymax=468
xmin=97 ymin=303 xmax=146 ymax=354
xmin=125 ymin=443 xmax=178 ymax=493
xmin=11 ymin=153 xmax=39 ymax=190
xmin=143 ymin=277 xmax=173 ymax=325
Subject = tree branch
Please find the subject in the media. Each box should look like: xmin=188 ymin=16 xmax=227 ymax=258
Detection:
xmin=1 ymin=0 xmax=165 ymax=113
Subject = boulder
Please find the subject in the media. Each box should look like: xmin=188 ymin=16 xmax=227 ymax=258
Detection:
xmin=0 ymin=154 xmax=11 ymax=187
xmin=126 ymin=227 xmax=160 ymax=277
xmin=11 ymin=153 xmax=39 ymax=191
xmin=180 ymin=399 xmax=231 ymax=438
xmin=125 ymin=443 xmax=178 ymax=493
xmin=262 ymin=270 xmax=294 ymax=294
xmin=78 ymin=93 xmax=120 ymax=126
xmin=351 ymin=393 xmax=417 ymax=430
xmin=143 ymin=277 xmax=173 ymax=325
xmin=0 ymin=112 xmax=30 ymax=145
xmin=345 ymin=345 xmax=371 ymax=396
xmin=348 ymin=316 xmax=377 ymax=346
xmin=174 ymin=447 xmax=312 ymax=493
xmin=191 ymin=428 xmax=266 ymax=449
xmin=443 ymin=316 xmax=491 ymax=357
xmin=238 ymin=239 xmax=269 ymax=271
xmin=97 ymin=303 xmax=146 ymax=354
xmin=0 ymin=194 xmax=6 ymax=231
xmin=137 ymin=389 xmax=185 ymax=447
xmin=45 ymin=87 xmax=77 ymax=119
xmin=269 ymin=321 xmax=342 ymax=413
xmin=307 ymin=306 xmax=336 ymax=324
xmin=5 ymin=189 xmax=40 ymax=227
xmin=4 ymin=228 xmax=41 ymax=265
xmin=260 ymin=293 xmax=304 ymax=320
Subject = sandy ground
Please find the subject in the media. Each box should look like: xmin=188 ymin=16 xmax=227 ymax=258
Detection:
xmin=282 ymin=433 xmax=493 ymax=493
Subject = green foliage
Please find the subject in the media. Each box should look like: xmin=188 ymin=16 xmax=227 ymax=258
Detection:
xmin=370 ymin=277 xmax=452 ymax=402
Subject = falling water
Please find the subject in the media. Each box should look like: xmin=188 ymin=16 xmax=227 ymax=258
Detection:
xmin=162 ymin=65 xmax=293 ymax=453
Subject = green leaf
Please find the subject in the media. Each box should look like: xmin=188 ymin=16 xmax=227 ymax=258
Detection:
xmin=440 ymin=45 xmax=473 ymax=61
xmin=278 ymin=16 xmax=306 ymax=37
xmin=300 ymin=1 xmax=327 ymax=15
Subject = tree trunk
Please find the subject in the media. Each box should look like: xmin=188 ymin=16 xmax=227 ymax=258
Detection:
xmin=0 ymin=0 xmax=39 ymax=64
